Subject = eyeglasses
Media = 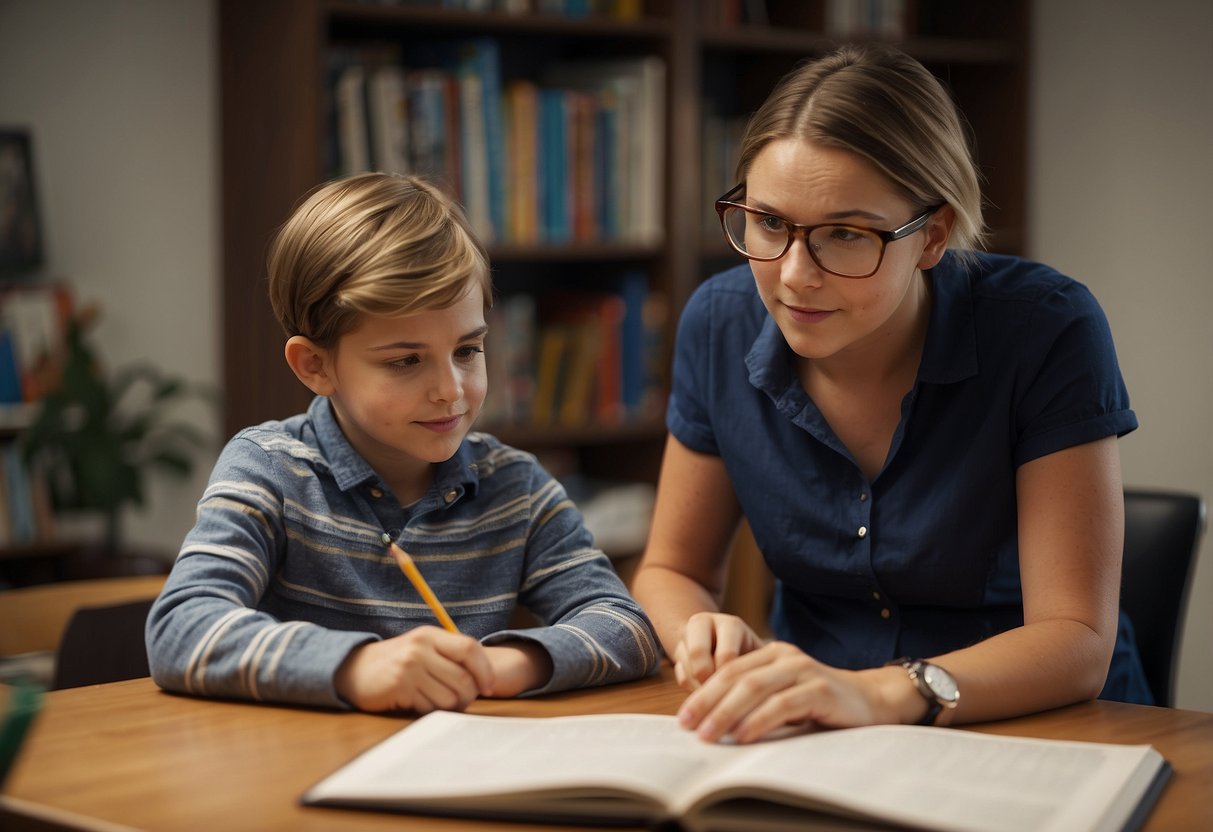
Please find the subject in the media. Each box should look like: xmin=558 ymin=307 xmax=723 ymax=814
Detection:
xmin=714 ymin=183 xmax=941 ymax=278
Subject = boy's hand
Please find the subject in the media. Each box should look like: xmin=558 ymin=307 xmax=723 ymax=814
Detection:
xmin=483 ymin=641 xmax=554 ymax=697
xmin=334 ymin=626 xmax=494 ymax=713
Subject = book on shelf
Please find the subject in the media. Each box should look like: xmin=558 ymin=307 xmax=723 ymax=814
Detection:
xmin=538 ymin=87 xmax=570 ymax=243
xmin=826 ymin=0 xmax=909 ymax=38
xmin=367 ymin=63 xmax=410 ymax=174
xmin=503 ymin=78 xmax=540 ymax=244
xmin=457 ymin=38 xmax=505 ymax=241
xmin=302 ymin=710 xmax=1171 ymax=832
xmin=482 ymin=293 xmax=536 ymax=426
xmin=405 ymin=67 xmax=461 ymax=195
xmin=335 ymin=62 xmax=372 ymax=175
xmin=548 ymin=55 xmax=666 ymax=245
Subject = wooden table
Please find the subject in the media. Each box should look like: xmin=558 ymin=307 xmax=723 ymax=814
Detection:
xmin=2 ymin=669 xmax=1212 ymax=831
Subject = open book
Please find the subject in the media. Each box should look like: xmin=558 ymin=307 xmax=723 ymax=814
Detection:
xmin=302 ymin=711 xmax=1169 ymax=832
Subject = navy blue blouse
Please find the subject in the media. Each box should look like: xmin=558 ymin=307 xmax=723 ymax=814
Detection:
xmin=668 ymin=251 xmax=1151 ymax=703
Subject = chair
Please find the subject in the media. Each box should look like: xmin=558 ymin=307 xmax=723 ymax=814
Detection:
xmin=0 ymin=575 xmax=166 ymax=690
xmin=1120 ymin=489 xmax=1206 ymax=707
xmin=52 ymin=596 xmax=159 ymax=689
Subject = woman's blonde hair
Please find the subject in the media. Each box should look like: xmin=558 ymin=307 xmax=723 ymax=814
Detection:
xmin=267 ymin=173 xmax=491 ymax=348
xmin=736 ymin=43 xmax=986 ymax=255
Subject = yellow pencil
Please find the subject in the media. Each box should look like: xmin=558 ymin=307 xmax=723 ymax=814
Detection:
xmin=383 ymin=535 xmax=459 ymax=633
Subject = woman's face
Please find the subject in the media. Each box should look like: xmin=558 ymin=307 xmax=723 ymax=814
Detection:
xmin=744 ymin=138 xmax=946 ymax=363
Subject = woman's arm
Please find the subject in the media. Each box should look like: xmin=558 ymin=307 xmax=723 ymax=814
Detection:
xmin=926 ymin=435 xmax=1124 ymax=720
xmin=675 ymin=437 xmax=1126 ymax=741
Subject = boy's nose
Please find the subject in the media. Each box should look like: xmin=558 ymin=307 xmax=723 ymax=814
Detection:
xmin=431 ymin=361 xmax=463 ymax=402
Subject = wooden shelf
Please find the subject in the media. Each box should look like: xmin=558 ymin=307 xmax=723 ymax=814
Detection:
xmin=219 ymin=0 xmax=1029 ymax=487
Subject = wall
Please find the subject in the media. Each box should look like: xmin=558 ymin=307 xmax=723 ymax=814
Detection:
xmin=0 ymin=0 xmax=1208 ymax=709
xmin=0 ymin=0 xmax=219 ymax=557
xmin=1030 ymin=0 xmax=1213 ymax=710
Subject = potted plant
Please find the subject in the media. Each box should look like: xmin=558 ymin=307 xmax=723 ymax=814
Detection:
xmin=20 ymin=306 xmax=215 ymax=566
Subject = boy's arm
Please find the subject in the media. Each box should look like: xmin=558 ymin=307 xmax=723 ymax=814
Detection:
xmin=480 ymin=469 xmax=661 ymax=696
xmin=145 ymin=438 xmax=376 ymax=708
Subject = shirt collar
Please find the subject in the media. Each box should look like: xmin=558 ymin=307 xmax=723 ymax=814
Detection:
xmin=917 ymin=252 xmax=979 ymax=385
xmin=309 ymin=396 xmax=481 ymax=501
xmin=744 ymin=251 xmax=979 ymax=394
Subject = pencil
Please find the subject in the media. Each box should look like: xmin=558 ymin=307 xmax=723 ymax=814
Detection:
xmin=383 ymin=535 xmax=460 ymax=633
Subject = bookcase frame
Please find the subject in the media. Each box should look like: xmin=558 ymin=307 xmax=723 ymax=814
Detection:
xmin=219 ymin=0 xmax=1028 ymax=593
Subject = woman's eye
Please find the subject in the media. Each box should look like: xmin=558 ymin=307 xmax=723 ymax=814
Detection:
xmin=389 ymin=355 xmax=421 ymax=369
xmin=828 ymin=226 xmax=864 ymax=243
xmin=456 ymin=345 xmax=485 ymax=362
xmin=756 ymin=215 xmax=785 ymax=233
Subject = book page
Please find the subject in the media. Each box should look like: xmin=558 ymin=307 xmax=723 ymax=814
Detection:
xmin=684 ymin=724 xmax=1162 ymax=832
xmin=305 ymin=711 xmax=737 ymax=813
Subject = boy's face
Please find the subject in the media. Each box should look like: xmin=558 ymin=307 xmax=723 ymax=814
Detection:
xmin=321 ymin=284 xmax=488 ymax=496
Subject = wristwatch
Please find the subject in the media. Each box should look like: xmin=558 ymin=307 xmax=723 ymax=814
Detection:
xmin=890 ymin=658 xmax=959 ymax=726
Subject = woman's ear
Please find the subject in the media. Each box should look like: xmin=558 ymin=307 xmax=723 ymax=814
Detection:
xmin=917 ymin=203 xmax=956 ymax=270
xmin=284 ymin=335 xmax=336 ymax=396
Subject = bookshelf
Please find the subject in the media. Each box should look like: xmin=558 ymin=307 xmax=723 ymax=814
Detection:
xmin=219 ymin=1 xmax=1028 ymax=557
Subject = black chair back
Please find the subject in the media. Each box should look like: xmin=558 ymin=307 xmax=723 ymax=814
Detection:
xmin=52 ymin=598 xmax=156 ymax=690
xmin=1120 ymin=489 xmax=1206 ymax=707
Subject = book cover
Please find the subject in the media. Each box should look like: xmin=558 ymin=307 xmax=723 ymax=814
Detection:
xmin=538 ymin=88 xmax=569 ymax=243
xmin=458 ymin=38 xmax=506 ymax=241
xmin=367 ymin=63 xmax=410 ymax=173
xmin=503 ymin=79 xmax=540 ymax=244
xmin=335 ymin=63 xmax=371 ymax=175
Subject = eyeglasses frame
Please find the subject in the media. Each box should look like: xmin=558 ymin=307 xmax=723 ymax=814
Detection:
xmin=714 ymin=182 xmax=943 ymax=278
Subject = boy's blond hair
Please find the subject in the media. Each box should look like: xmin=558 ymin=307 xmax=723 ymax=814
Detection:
xmin=267 ymin=173 xmax=491 ymax=349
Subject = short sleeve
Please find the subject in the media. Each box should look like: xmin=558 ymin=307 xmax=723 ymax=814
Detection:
xmin=666 ymin=278 xmax=721 ymax=455
xmin=1013 ymin=280 xmax=1137 ymax=466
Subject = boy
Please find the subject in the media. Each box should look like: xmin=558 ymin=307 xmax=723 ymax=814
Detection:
xmin=146 ymin=174 xmax=659 ymax=712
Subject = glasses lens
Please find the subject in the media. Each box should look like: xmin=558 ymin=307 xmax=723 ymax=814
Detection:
xmin=722 ymin=206 xmax=788 ymax=260
xmin=807 ymin=225 xmax=883 ymax=277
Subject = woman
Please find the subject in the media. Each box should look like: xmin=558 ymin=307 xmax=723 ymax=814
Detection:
xmin=631 ymin=43 xmax=1149 ymax=744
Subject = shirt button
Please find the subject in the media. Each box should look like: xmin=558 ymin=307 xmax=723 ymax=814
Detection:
xmin=880 ymin=608 xmax=891 ymax=619
xmin=857 ymin=526 xmax=868 ymax=538
xmin=468 ymin=463 xmax=478 ymax=472
xmin=443 ymin=489 xmax=458 ymax=504
xmin=859 ymin=492 xmax=868 ymax=502
xmin=369 ymin=487 xmax=383 ymax=499
xmin=872 ymin=591 xmax=881 ymax=601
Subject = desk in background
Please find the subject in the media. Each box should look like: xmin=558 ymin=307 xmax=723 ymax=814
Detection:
xmin=3 ymin=669 xmax=1212 ymax=831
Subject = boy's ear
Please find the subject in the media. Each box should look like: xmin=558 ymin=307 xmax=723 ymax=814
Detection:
xmin=284 ymin=335 xmax=336 ymax=396
xmin=917 ymin=203 xmax=956 ymax=270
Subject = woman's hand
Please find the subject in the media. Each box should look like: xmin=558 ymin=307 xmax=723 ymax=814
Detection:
xmin=676 ymin=641 xmax=911 ymax=744
xmin=672 ymin=611 xmax=766 ymax=690
xmin=334 ymin=626 xmax=494 ymax=713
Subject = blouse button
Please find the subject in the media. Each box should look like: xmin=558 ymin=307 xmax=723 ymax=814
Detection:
xmin=369 ymin=487 xmax=383 ymax=499
xmin=443 ymin=489 xmax=458 ymax=504
xmin=880 ymin=608 xmax=891 ymax=619
xmin=857 ymin=525 xmax=868 ymax=538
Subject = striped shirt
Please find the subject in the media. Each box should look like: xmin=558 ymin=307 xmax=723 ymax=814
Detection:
xmin=146 ymin=396 xmax=660 ymax=708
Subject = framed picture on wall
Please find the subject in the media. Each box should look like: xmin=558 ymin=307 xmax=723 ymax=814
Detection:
xmin=0 ymin=129 xmax=44 ymax=280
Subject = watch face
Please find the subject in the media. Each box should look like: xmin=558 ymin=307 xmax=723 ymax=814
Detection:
xmin=922 ymin=664 xmax=959 ymax=704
